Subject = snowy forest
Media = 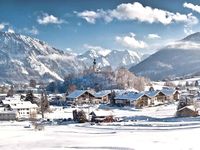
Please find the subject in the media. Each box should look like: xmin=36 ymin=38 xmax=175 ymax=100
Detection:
xmin=46 ymin=67 xmax=149 ymax=93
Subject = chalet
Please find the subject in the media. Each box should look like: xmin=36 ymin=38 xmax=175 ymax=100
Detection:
xmin=145 ymin=90 xmax=160 ymax=105
xmin=187 ymin=87 xmax=199 ymax=95
xmin=176 ymin=106 xmax=198 ymax=117
xmin=66 ymin=90 xmax=96 ymax=105
xmin=115 ymin=92 xmax=151 ymax=108
xmin=94 ymin=90 xmax=112 ymax=104
xmin=145 ymin=89 xmax=180 ymax=105
xmin=161 ymin=89 xmax=180 ymax=101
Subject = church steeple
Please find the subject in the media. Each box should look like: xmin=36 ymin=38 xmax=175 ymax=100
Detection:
xmin=93 ymin=58 xmax=97 ymax=72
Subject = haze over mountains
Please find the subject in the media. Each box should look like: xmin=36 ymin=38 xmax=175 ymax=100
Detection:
xmin=130 ymin=32 xmax=200 ymax=81
xmin=0 ymin=31 xmax=144 ymax=83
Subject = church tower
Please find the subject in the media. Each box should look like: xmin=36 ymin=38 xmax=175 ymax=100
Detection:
xmin=93 ymin=58 xmax=97 ymax=72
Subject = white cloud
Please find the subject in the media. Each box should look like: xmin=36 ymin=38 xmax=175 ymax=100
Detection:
xmin=23 ymin=26 xmax=39 ymax=35
xmin=0 ymin=22 xmax=9 ymax=31
xmin=76 ymin=9 xmax=112 ymax=24
xmin=183 ymin=2 xmax=200 ymax=13
xmin=77 ymin=10 xmax=100 ymax=24
xmin=77 ymin=2 xmax=198 ymax=25
xmin=115 ymin=33 xmax=148 ymax=49
xmin=7 ymin=28 xmax=15 ymax=33
xmin=147 ymin=34 xmax=161 ymax=39
xmin=0 ymin=24 xmax=5 ymax=31
xmin=37 ymin=13 xmax=64 ymax=25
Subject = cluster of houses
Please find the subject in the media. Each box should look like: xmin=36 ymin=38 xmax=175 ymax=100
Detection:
xmin=66 ymin=88 xmax=180 ymax=108
xmin=3 ymin=82 xmax=200 ymax=121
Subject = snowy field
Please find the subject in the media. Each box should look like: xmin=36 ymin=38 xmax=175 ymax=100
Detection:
xmin=1 ymin=104 xmax=200 ymax=150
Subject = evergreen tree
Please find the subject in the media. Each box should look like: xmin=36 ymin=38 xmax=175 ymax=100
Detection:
xmin=25 ymin=90 xmax=37 ymax=104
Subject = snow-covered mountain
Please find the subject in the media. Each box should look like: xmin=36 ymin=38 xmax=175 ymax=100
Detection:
xmin=0 ymin=31 xmax=86 ymax=83
xmin=78 ymin=49 xmax=142 ymax=69
xmin=130 ymin=32 xmax=200 ymax=81
xmin=0 ymin=31 xmax=145 ymax=83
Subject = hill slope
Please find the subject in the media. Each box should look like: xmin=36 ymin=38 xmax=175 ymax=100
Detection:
xmin=130 ymin=32 xmax=200 ymax=80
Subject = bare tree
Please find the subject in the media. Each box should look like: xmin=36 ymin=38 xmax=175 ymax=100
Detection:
xmin=40 ymin=91 xmax=49 ymax=118
xmin=7 ymin=85 xmax=14 ymax=97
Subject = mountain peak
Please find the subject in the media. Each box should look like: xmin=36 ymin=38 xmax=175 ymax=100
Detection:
xmin=182 ymin=32 xmax=200 ymax=43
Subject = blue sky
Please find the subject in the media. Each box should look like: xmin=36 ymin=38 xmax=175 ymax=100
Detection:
xmin=1 ymin=0 xmax=200 ymax=54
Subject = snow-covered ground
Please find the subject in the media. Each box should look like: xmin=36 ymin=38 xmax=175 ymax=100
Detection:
xmin=1 ymin=103 xmax=200 ymax=150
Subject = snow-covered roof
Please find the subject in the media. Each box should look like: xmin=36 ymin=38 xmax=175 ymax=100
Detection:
xmin=0 ymin=94 xmax=7 ymax=97
xmin=161 ymin=89 xmax=176 ymax=96
xmin=2 ymin=100 xmax=22 ymax=105
xmin=115 ymin=92 xmax=146 ymax=101
xmin=145 ymin=89 xmax=177 ymax=97
xmin=187 ymin=87 xmax=199 ymax=91
xmin=94 ymin=90 xmax=111 ymax=98
xmin=112 ymin=89 xmax=139 ymax=96
xmin=145 ymin=90 xmax=160 ymax=97
xmin=67 ymin=90 xmax=94 ymax=99
xmin=10 ymin=101 xmax=38 ymax=109
xmin=178 ymin=105 xmax=196 ymax=112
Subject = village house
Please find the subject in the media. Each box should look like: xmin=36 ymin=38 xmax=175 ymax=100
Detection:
xmin=9 ymin=101 xmax=38 ymax=119
xmin=115 ymin=92 xmax=151 ymax=108
xmin=145 ymin=90 xmax=160 ymax=105
xmin=161 ymin=89 xmax=180 ymax=101
xmin=176 ymin=105 xmax=198 ymax=117
xmin=49 ymin=94 xmax=67 ymax=106
xmin=66 ymin=90 xmax=96 ymax=105
xmin=145 ymin=89 xmax=180 ymax=105
xmin=2 ymin=96 xmax=38 ymax=119
xmin=94 ymin=90 xmax=112 ymax=104
xmin=187 ymin=87 xmax=199 ymax=95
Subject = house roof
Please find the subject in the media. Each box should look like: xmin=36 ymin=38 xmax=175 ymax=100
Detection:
xmin=2 ymin=100 xmax=22 ymax=105
xmin=66 ymin=90 xmax=94 ymax=99
xmin=94 ymin=90 xmax=111 ymax=98
xmin=145 ymin=90 xmax=160 ymax=97
xmin=145 ymin=89 xmax=177 ymax=97
xmin=10 ymin=101 xmax=38 ymax=109
xmin=161 ymin=89 xmax=176 ymax=96
xmin=115 ymin=92 xmax=146 ymax=101
xmin=177 ymin=105 xmax=196 ymax=112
